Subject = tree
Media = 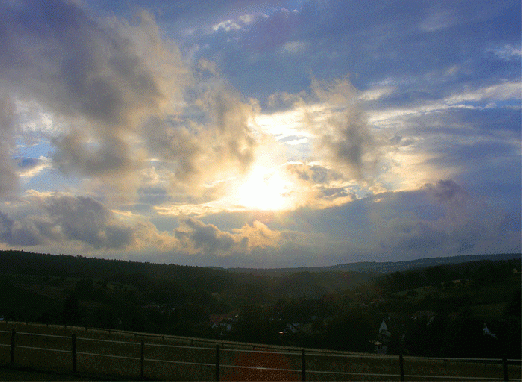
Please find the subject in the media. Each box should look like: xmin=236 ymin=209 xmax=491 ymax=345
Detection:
xmin=323 ymin=308 xmax=374 ymax=352
xmin=63 ymin=294 xmax=80 ymax=325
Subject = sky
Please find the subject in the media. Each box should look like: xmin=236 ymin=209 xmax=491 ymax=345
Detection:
xmin=0 ymin=0 xmax=520 ymax=268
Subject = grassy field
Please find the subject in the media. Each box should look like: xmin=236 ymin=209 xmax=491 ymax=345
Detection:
xmin=0 ymin=322 xmax=520 ymax=381
xmin=0 ymin=365 xmax=133 ymax=381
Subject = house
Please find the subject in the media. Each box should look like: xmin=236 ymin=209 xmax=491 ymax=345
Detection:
xmin=379 ymin=320 xmax=390 ymax=337
xmin=374 ymin=319 xmax=391 ymax=354
xmin=209 ymin=312 xmax=238 ymax=335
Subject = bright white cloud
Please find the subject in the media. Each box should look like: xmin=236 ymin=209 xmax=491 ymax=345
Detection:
xmin=213 ymin=20 xmax=242 ymax=32
xmin=489 ymin=44 xmax=522 ymax=60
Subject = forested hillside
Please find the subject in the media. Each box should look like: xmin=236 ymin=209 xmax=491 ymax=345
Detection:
xmin=0 ymin=250 xmax=520 ymax=358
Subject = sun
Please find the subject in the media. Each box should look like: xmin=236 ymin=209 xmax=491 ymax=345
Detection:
xmin=237 ymin=166 xmax=290 ymax=211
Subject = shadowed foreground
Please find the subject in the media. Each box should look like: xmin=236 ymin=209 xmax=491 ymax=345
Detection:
xmin=0 ymin=365 xmax=127 ymax=381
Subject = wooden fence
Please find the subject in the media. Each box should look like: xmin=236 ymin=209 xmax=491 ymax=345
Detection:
xmin=0 ymin=322 xmax=520 ymax=381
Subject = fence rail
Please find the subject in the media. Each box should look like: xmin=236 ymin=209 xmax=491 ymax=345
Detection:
xmin=0 ymin=323 xmax=520 ymax=381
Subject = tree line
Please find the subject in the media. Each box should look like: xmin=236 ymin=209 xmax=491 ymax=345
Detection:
xmin=0 ymin=250 xmax=519 ymax=358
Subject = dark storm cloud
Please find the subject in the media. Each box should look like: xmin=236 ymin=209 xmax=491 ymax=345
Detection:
xmin=424 ymin=179 xmax=466 ymax=204
xmin=0 ymin=195 xmax=151 ymax=249
xmin=279 ymin=177 xmax=520 ymax=262
xmin=379 ymin=221 xmax=448 ymax=253
xmin=46 ymin=196 xmax=134 ymax=249
xmin=0 ymin=212 xmax=14 ymax=243
xmin=0 ymin=211 xmax=57 ymax=246
xmin=418 ymin=130 xmax=520 ymax=213
xmin=172 ymin=216 xmax=284 ymax=256
xmin=175 ymin=217 xmax=236 ymax=254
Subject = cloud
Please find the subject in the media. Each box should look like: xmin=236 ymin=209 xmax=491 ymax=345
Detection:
xmin=445 ymin=81 xmax=521 ymax=104
xmin=0 ymin=212 xmax=26 ymax=245
xmin=17 ymin=157 xmax=52 ymax=178
xmin=131 ymin=220 xmax=179 ymax=252
xmin=46 ymin=195 xmax=135 ymax=249
xmin=256 ymin=78 xmax=390 ymax=185
xmin=213 ymin=19 xmax=242 ymax=32
xmin=0 ymin=192 xmax=181 ymax=252
xmin=0 ymin=1 xmax=188 ymax=193
xmin=0 ymin=208 xmax=61 ymax=247
xmin=363 ymin=78 xmax=521 ymax=194
xmin=280 ymin=40 xmax=307 ymax=55
xmin=0 ymin=97 xmax=18 ymax=196
xmin=488 ymin=44 xmax=522 ymax=61
xmin=233 ymin=220 xmax=281 ymax=248
xmin=193 ymin=0 xmax=520 ymax=102
xmin=1 ymin=1 xmax=265 ymax=205
xmin=283 ymin=162 xmax=357 ymax=207
xmin=419 ymin=8 xmax=456 ymax=32
xmin=379 ymin=219 xmax=448 ymax=253
xmin=272 ymin=178 xmax=520 ymax=262
xmin=0 ymin=0 xmax=519 ymax=267
xmin=175 ymin=217 xmax=236 ymax=254
xmin=142 ymin=84 xmax=259 ymax=200
xmin=370 ymin=180 xmax=521 ymax=257
xmin=174 ymin=216 xmax=285 ymax=256
xmin=1 ymin=178 xmax=517 ymax=266
xmin=424 ymin=179 xmax=466 ymax=204
xmin=241 ymin=8 xmax=298 ymax=52
xmin=303 ymin=78 xmax=388 ymax=180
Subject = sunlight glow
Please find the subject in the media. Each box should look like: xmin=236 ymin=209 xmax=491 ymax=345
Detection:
xmin=237 ymin=166 xmax=291 ymax=211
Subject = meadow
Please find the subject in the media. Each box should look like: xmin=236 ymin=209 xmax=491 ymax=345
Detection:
xmin=0 ymin=322 xmax=519 ymax=381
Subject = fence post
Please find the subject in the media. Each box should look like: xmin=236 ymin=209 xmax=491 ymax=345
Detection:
xmin=399 ymin=354 xmax=405 ymax=382
xmin=301 ymin=349 xmax=306 ymax=381
xmin=10 ymin=329 xmax=15 ymax=365
xmin=140 ymin=340 xmax=144 ymax=379
xmin=215 ymin=344 xmax=220 ymax=381
xmin=72 ymin=333 xmax=77 ymax=373
xmin=503 ymin=357 xmax=509 ymax=381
